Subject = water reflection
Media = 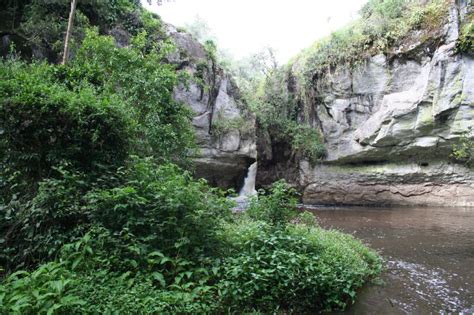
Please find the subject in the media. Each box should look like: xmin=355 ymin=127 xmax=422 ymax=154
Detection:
xmin=306 ymin=207 xmax=474 ymax=314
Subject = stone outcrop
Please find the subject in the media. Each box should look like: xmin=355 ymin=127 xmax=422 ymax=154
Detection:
xmin=300 ymin=161 xmax=474 ymax=207
xmin=261 ymin=1 xmax=474 ymax=207
xmin=167 ymin=26 xmax=257 ymax=190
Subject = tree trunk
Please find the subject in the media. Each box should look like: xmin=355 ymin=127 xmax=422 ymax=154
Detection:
xmin=62 ymin=0 xmax=78 ymax=65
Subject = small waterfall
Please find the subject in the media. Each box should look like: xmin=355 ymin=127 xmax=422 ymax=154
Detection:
xmin=239 ymin=162 xmax=257 ymax=197
xmin=233 ymin=162 xmax=257 ymax=210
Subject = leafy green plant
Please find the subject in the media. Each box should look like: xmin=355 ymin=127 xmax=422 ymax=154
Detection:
xmin=0 ymin=166 xmax=91 ymax=270
xmin=87 ymin=157 xmax=233 ymax=259
xmin=452 ymin=128 xmax=474 ymax=168
xmin=246 ymin=180 xmax=298 ymax=226
xmin=285 ymin=122 xmax=326 ymax=163
xmin=457 ymin=13 xmax=474 ymax=53
xmin=217 ymin=218 xmax=382 ymax=313
xmin=71 ymin=29 xmax=196 ymax=164
xmin=0 ymin=262 xmax=85 ymax=315
xmin=0 ymin=60 xmax=133 ymax=200
xmin=1 ymin=174 xmax=382 ymax=314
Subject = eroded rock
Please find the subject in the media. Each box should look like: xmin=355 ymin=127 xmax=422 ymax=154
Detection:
xmin=168 ymin=25 xmax=257 ymax=190
xmin=268 ymin=2 xmax=474 ymax=207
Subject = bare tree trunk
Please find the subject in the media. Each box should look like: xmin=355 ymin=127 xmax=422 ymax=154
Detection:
xmin=62 ymin=0 xmax=78 ymax=65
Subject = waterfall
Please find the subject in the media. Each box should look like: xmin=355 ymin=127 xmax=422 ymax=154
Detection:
xmin=239 ymin=162 xmax=257 ymax=197
xmin=232 ymin=162 xmax=257 ymax=210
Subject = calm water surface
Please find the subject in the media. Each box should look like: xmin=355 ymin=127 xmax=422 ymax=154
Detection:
xmin=306 ymin=206 xmax=474 ymax=314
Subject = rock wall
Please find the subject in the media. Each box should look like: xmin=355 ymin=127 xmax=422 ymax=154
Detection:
xmin=300 ymin=161 xmax=474 ymax=207
xmin=167 ymin=26 xmax=257 ymax=190
xmin=263 ymin=1 xmax=474 ymax=206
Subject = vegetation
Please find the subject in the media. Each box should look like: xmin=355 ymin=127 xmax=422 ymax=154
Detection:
xmin=235 ymin=0 xmax=450 ymax=166
xmin=1 ymin=0 xmax=383 ymax=313
xmin=1 ymin=176 xmax=382 ymax=314
xmin=452 ymin=128 xmax=474 ymax=168
xmin=457 ymin=12 xmax=474 ymax=53
xmin=293 ymin=0 xmax=449 ymax=86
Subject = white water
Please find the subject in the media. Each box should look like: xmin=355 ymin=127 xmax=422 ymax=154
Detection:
xmin=239 ymin=162 xmax=257 ymax=197
xmin=232 ymin=162 xmax=257 ymax=209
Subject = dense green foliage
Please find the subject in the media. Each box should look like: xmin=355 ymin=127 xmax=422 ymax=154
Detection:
xmin=0 ymin=60 xmax=132 ymax=201
xmin=1 ymin=177 xmax=382 ymax=314
xmin=246 ymin=180 xmax=298 ymax=226
xmin=1 ymin=0 xmax=383 ymax=313
xmin=0 ymin=29 xmax=195 ymax=202
xmin=0 ymin=0 xmax=160 ymax=61
xmin=457 ymin=12 xmax=474 ymax=53
xmin=218 ymin=220 xmax=382 ymax=313
xmin=452 ymin=128 xmax=474 ymax=168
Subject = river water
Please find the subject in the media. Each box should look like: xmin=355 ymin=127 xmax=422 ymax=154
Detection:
xmin=306 ymin=206 xmax=474 ymax=314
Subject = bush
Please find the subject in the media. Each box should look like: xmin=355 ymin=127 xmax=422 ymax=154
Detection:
xmin=87 ymin=157 xmax=233 ymax=260
xmin=452 ymin=128 xmax=474 ymax=168
xmin=0 ymin=60 xmax=133 ymax=200
xmin=0 ymin=262 xmax=85 ymax=314
xmin=246 ymin=180 xmax=298 ymax=226
xmin=70 ymin=29 xmax=196 ymax=164
xmin=286 ymin=122 xmax=326 ymax=163
xmin=457 ymin=13 xmax=474 ymax=53
xmin=217 ymin=219 xmax=383 ymax=313
xmin=1 ymin=174 xmax=382 ymax=314
xmin=0 ymin=29 xmax=197 ymax=200
xmin=0 ymin=166 xmax=91 ymax=270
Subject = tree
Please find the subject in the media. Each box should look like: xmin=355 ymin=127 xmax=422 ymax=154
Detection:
xmin=62 ymin=0 xmax=78 ymax=64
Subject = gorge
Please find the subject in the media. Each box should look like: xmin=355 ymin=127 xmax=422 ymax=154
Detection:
xmin=172 ymin=0 xmax=473 ymax=207
xmin=0 ymin=0 xmax=473 ymax=313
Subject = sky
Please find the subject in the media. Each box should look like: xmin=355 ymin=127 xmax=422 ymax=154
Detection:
xmin=142 ymin=0 xmax=368 ymax=63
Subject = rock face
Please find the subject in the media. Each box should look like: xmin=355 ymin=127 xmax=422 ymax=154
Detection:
xmin=167 ymin=26 xmax=257 ymax=190
xmin=265 ymin=1 xmax=474 ymax=207
xmin=301 ymin=162 xmax=474 ymax=207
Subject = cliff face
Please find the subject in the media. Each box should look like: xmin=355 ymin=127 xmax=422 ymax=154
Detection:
xmin=167 ymin=26 xmax=257 ymax=190
xmin=260 ymin=1 xmax=474 ymax=206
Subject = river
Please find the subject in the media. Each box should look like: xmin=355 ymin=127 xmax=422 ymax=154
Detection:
xmin=306 ymin=206 xmax=474 ymax=314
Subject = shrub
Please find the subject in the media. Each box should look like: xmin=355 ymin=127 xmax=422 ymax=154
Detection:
xmin=1 ymin=173 xmax=382 ymax=314
xmin=87 ymin=157 xmax=233 ymax=260
xmin=217 ymin=220 xmax=383 ymax=313
xmin=452 ymin=128 xmax=474 ymax=168
xmin=0 ymin=166 xmax=91 ymax=270
xmin=0 ymin=60 xmax=133 ymax=200
xmin=286 ymin=122 xmax=326 ymax=163
xmin=246 ymin=180 xmax=298 ymax=226
xmin=457 ymin=13 xmax=474 ymax=53
xmin=70 ymin=29 xmax=196 ymax=164
xmin=0 ymin=262 xmax=85 ymax=314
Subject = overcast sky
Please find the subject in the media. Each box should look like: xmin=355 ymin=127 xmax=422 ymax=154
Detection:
xmin=142 ymin=0 xmax=368 ymax=62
